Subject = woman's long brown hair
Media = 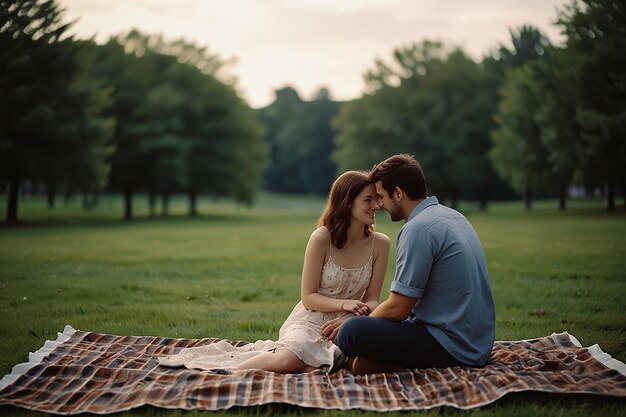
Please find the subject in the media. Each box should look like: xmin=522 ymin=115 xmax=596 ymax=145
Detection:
xmin=317 ymin=171 xmax=374 ymax=249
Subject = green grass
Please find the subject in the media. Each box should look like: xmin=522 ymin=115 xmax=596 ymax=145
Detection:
xmin=1 ymin=193 xmax=625 ymax=416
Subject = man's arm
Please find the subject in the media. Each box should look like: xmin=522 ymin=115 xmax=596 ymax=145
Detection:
xmin=369 ymin=291 xmax=417 ymax=321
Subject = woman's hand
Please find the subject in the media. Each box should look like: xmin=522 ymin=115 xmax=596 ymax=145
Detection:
xmin=341 ymin=300 xmax=370 ymax=316
xmin=321 ymin=315 xmax=352 ymax=343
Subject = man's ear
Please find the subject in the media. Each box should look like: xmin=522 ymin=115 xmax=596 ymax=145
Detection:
xmin=394 ymin=187 xmax=403 ymax=201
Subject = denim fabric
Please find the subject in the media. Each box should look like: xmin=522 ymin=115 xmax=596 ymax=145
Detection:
xmin=336 ymin=316 xmax=463 ymax=369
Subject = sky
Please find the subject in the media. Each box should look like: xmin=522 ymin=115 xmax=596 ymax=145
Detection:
xmin=58 ymin=0 xmax=570 ymax=108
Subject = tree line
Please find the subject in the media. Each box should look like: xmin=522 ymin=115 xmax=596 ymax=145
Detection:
xmin=1 ymin=0 xmax=624 ymax=225
xmin=1 ymin=1 xmax=266 ymax=224
xmin=333 ymin=0 xmax=625 ymax=211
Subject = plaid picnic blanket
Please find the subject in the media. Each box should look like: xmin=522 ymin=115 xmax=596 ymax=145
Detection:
xmin=1 ymin=326 xmax=625 ymax=414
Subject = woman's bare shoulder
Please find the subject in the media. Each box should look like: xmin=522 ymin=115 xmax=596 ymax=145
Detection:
xmin=309 ymin=226 xmax=331 ymax=246
xmin=374 ymin=231 xmax=391 ymax=247
xmin=372 ymin=232 xmax=390 ymax=265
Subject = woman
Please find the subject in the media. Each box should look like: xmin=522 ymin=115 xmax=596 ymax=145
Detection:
xmin=159 ymin=171 xmax=390 ymax=373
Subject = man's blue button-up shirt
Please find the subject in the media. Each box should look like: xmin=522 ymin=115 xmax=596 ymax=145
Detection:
xmin=390 ymin=196 xmax=496 ymax=366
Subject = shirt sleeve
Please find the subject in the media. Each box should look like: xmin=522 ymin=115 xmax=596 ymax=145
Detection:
xmin=390 ymin=223 xmax=435 ymax=299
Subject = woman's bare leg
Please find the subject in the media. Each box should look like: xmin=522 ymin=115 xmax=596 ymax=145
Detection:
xmin=234 ymin=349 xmax=316 ymax=373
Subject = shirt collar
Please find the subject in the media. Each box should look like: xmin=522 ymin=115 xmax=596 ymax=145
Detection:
xmin=407 ymin=196 xmax=439 ymax=222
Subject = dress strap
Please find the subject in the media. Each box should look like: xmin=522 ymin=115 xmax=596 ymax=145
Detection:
xmin=370 ymin=233 xmax=376 ymax=258
xmin=323 ymin=226 xmax=333 ymax=261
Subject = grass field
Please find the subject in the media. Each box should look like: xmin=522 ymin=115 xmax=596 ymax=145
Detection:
xmin=1 ymin=193 xmax=625 ymax=416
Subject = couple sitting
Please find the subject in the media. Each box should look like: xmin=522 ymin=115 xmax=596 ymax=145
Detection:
xmin=160 ymin=154 xmax=496 ymax=374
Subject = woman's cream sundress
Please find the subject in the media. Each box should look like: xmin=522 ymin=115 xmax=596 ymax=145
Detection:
xmin=159 ymin=232 xmax=375 ymax=372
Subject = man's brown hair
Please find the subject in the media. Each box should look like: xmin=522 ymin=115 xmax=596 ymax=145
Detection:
xmin=368 ymin=154 xmax=427 ymax=200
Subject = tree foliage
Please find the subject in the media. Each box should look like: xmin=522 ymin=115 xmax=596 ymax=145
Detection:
xmin=495 ymin=25 xmax=552 ymax=67
xmin=0 ymin=0 xmax=112 ymax=223
xmin=492 ymin=3 xmax=626 ymax=211
xmin=334 ymin=41 xmax=497 ymax=208
xmin=3 ymin=1 xmax=623 ymax=219
xmin=118 ymin=29 xmax=238 ymax=85
xmin=490 ymin=63 xmax=553 ymax=209
xmin=488 ymin=25 xmax=573 ymax=209
xmin=92 ymin=31 xmax=266 ymax=218
xmin=260 ymin=86 xmax=339 ymax=195
xmin=557 ymin=0 xmax=626 ymax=210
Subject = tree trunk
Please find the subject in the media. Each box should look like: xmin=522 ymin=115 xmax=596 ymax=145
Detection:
xmin=622 ymin=174 xmax=625 ymax=210
xmin=6 ymin=175 xmax=19 ymax=225
xmin=47 ymin=183 xmax=56 ymax=209
xmin=479 ymin=186 xmax=489 ymax=212
xmin=523 ymin=188 xmax=532 ymax=210
xmin=82 ymin=192 xmax=98 ymax=210
xmin=449 ymin=188 xmax=459 ymax=211
xmin=148 ymin=193 xmax=157 ymax=217
xmin=607 ymin=168 xmax=615 ymax=212
xmin=161 ymin=193 xmax=169 ymax=216
xmin=124 ymin=191 xmax=133 ymax=220
xmin=188 ymin=190 xmax=197 ymax=216
xmin=558 ymin=181 xmax=567 ymax=211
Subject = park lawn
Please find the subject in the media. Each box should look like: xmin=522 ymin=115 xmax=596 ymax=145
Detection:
xmin=0 ymin=194 xmax=625 ymax=417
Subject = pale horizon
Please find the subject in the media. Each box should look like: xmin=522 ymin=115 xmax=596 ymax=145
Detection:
xmin=58 ymin=0 xmax=569 ymax=108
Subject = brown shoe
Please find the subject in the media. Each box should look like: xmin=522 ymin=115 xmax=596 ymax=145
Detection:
xmin=350 ymin=356 xmax=401 ymax=375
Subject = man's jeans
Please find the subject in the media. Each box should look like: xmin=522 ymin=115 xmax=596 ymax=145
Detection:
xmin=336 ymin=316 xmax=464 ymax=368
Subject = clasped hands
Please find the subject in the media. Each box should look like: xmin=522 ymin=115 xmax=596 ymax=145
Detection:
xmin=321 ymin=300 xmax=370 ymax=343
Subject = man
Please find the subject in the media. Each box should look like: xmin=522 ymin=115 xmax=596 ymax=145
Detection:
xmin=335 ymin=154 xmax=495 ymax=374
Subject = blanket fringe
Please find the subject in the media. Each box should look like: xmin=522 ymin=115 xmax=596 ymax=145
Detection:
xmin=558 ymin=332 xmax=626 ymax=376
xmin=0 ymin=325 xmax=76 ymax=392
xmin=496 ymin=332 xmax=626 ymax=377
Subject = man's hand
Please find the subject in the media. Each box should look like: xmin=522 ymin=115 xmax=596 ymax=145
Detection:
xmin=321 ymin=314 xmax=353 ymax=343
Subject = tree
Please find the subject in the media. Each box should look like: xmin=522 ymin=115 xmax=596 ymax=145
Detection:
xmin=490 ymin=64 xmax=554 ymax=210
xmin=260 ymin=86 xmax=339 ymax=195
xmin=93 ymin=31 xmax=266 ymax=218
xmin=484 ymin=25 xmax=557 ymax=209
xmin=532 ymin=47 xmax=583 ymax=210
xmin=0 ymin=0 xmax=111 ymax=224
xmin=133 ymin=70 xmax=189 ymax=216
xmin=495 ymin=25 xmax=552 ymax=68
xmin=335 ymin=41 xmax=450 ymax=176
xmin=420 ymin=48 xmax=494 ymax=208
xmin=184 ymin=67 xmax=266 ymax=210
xmin=259 ymin=87 xmax=304 ymax=192
xmin=119 ymin=29 xmax=237 ymax=85
xmin=34 ymin=40 xmax=114 ymax=209
xmin=473 ymin=26 xmax=553 ymax=209
xmin=334 ymin=41 xmax=493 ymax=209
xmin=91 ymin=39 xmax=152 ymax=219
xmin=557 ymin=0 xmax=626 ymax=211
